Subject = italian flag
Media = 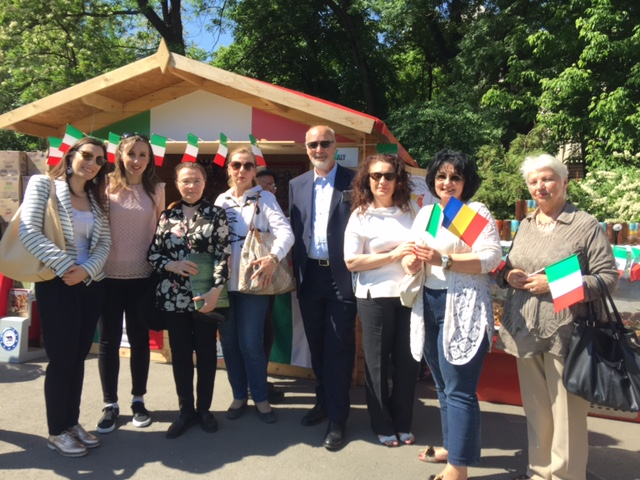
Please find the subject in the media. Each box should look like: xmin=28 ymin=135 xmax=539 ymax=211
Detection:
xmin=150 ymin=134 xmax=167 ymax=166
xmin=107 ymin=132 xmax=119 ymax=164
xmin=249 ymin=134 xmax=267 ymax=166
xmin=213 ymin=133 xmax=228 ymax=166
xmin=181 ymin=133 xmax=199 ymax=163
xmin=546 ymin=254 xmax=584 ymax=312
xmin=47 ymin=137 xmax=63 ymax=166
xmin=629 ymin=247 xmax=640 ymax=282
xmin=613 ymin=245 xmax=628 ymax=277
xmin=425 ymin=203 xmax=442 ymax=239
xmin=59 ymin=124 xmax=84 ymax=154
xmin=269 ymin=292 xmax=311 ymax=368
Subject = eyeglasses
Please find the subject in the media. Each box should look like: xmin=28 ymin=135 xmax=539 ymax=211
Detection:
xmin=229 ymin=161 xmax=256 ymax=171
xmin=76 ymin=149 xmax=107 ymax=167
xmin=369 ymin=172 xmax=397 ymax=182
xmin=178 ymin=180 xmax=203 ymax=187
xmin=435 ymin=174 xmax=463 ymax=183
xmin=305 ymin=140 xmax=335 ymax=150
xmin=260 ymin=181 xmax=277 ymax=190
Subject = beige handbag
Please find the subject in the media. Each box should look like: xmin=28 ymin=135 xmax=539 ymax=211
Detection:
xmin=0 ymin=177 xmax=65 ymax=282
xmin=399 ymin=266 xmax=425 ymax=307
xmin=238 ymin=192 xmax=295 ymax=295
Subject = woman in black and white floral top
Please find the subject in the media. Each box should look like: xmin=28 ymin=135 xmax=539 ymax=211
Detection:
xmin=148 ymin=162 xmax=230 ymax=439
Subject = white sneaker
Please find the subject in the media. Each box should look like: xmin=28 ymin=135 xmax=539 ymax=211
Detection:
xmin=47 ymin=431 xmax=88 ymax=457
xmin=69 ymin=424 xmax=101 ymax=448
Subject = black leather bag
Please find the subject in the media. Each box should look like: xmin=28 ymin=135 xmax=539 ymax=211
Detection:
xmin=562 ymin=275 xmax=640 ymax=412
xmin=137 ymin=271 xmax=166 ymax=332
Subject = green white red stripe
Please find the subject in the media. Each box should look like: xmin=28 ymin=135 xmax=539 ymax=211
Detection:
xmin=107 ymin=132 xmax=119 ymax=163
xmin=150 ymin=134 xmax=167 ymax=166
xmin=630 ymin=247 xmax=640 ymax=282
xmin=182 ymin=133 xmax=199 ymax=163
xmin=47 ymin=137 xmax=63 ymax=165
xmin=59 ymin=124 xmax=84 ymax=154
xmin=269 ymin=292 xmax=311 ymax=368
xmin=425 ymin=204 xmax=442 ymax=238
xmin=546 ymin=254 xmax=584 ymax=312
xmin=213 ymin=133 xmax=228 ymax=166
xmin=249 ymin=134 xmax=266 ymax=166
xmin=613 ymin=246 xmax=628 ymax=277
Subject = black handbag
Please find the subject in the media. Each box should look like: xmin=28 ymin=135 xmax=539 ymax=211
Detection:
xmin=137 ymin=271 xmax=167 ymax=332
xmin=562 ymin=275 xmax=640 ymax=412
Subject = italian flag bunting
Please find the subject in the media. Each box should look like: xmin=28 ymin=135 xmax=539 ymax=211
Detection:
xmin=629 ymin=247 xmax=640 ymax=282
xmin=107 ymin=132 xmax=120 ymax=164
xmin=613 ymin=245 xmax=628 ymax=277
xmin=213 ymin=133 xmax=228 ymax=166
xmin=249 ymin=134 xmax=266 ymax=166
xmin=425 ymin=204 xmax=442 ymax=239
xmin=47 ymin=137 xmax=63 ymax=166
xmin=150 ymin=134 xmax=167 ymax=167
xmin=59 ymin=124 xmax=84 ymax=154
xmin=546 ymin=254 xmax=584 ymax=312
xmin=182 ymin=133 xmax=199 ymax=163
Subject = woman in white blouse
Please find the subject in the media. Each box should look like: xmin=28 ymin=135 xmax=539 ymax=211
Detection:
xmin=403 ymin=150 xmax=501 ymax=480
xmin=344 ymin=153 xmax=418 ymax=447
xmin=214 ymin=148 xmax=294 ymax=424
xmin=20 ymin=137 xmax=111 ymax=458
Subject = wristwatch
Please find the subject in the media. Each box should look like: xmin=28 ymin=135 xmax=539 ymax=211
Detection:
xmin=441 ymin=254 xmax=453 ymax=270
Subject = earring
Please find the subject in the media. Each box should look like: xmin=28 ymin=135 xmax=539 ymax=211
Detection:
xmin=66 ymin=163 xmax=73 ymax=175
xmin=92 ymin=177 xmax=98 ymax=184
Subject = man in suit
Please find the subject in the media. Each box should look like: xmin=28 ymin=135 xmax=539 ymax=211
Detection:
xmin=289 ymin=125 xmax=357 ymax=451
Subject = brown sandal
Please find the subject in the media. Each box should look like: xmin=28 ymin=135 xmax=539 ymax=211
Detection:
xmin=418 ymin=445 xmax=448 ymax=463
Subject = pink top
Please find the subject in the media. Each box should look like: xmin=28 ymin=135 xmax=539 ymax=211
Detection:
xmin=105 ymin=183 xmax=165 ymax=279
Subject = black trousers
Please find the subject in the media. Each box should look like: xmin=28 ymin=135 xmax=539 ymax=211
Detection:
xmin=35 ymin=276 xmax=106 ymax=435
xmin=163 ymin=311 xmax=218 ymax=415
xmin=358 ymin=296 xmax=419 ymax=436
xmin=298 ymin=262 xmax=357 ymax=423
xmin=98 ymin=278 xmax=150 ymax=403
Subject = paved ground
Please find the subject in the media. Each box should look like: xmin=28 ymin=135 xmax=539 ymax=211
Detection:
xmin=1 ymin=355 xmax=638 ymax=479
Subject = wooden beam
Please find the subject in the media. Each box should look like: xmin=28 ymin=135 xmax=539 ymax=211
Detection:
xmin=167 ymin=66 xmax=204 ymax=87
xmin=156 ymin=39 xmax=172 ymax=74
xmin=259 ymin=97 xmax=289 ymax=114
xmin=81 ymin=94 xmax=123 ymax=113
xmin=7 ymin=121 xmax=60 ymax=138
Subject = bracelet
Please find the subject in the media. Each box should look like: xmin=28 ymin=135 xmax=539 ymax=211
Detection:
xmin=268 ymin=253 xmax=278 ymax=264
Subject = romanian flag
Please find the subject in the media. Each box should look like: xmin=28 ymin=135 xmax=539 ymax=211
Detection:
xmin=107 ymin=132 xmax=119 ymax=164
xmin=442 ymin=196 xmax=489 ymax=247
xmin=547 ymin=254 xmax=584 ymax=312
xmin=425 ymin=204 xmax=442 ymax=239
xmin=613 ymin=246 xmax=628 ymax=277
xmin=214 ymin=133 xmax=228 ymax=166
xmin=150 ymin=134 xmax=167 ymax=167
xmin=182 ymin=133 xmax=199 ymax=163
xmin=249 ymin=134 xmax=266 ymax=166
xmin=629 ymin=247 xmax=640 ymax=282
xmin=59 ymin=124 xmax=84 ymax=154
xmin=47 ymin=137 xmax=63 ymax=166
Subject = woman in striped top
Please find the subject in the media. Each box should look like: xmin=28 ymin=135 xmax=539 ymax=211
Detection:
xmin=19 ymin=137 xmax=111 ymax=458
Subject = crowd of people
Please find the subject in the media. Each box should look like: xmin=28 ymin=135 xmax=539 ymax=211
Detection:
xmin=17 ymin=125 xmax=618 ymax=480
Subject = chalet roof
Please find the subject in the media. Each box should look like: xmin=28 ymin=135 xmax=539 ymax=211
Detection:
xmin=0 ymin=41 xmax=416 ymax=166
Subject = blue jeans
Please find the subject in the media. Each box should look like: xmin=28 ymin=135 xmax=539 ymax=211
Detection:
xmin=423 ymin=287 xmax=488 ymax=466
xmin=219 ymin=292 xmax=270 ymax=403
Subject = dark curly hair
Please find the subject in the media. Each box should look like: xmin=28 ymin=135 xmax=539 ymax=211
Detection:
xmin=425 ymin=149 xmax=481 ymax=202
xmin=351 ymin=154 xmax=412 ymax=214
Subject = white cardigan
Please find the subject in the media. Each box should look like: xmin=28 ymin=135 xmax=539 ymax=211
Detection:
xmin=19 ymin=174 xmax=111 ymax=282
xmin=409 ymin=202 xmax=501 ymax=364
xmin=214 ymin=185 xmax=294 ymax=292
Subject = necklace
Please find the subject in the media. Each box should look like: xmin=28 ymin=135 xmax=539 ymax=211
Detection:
xmin=181 ymin=198 xmax=202 ymax=208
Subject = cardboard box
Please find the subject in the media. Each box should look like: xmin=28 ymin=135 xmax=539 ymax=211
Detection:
xmin=0 ymin=175 xmax=22 ymax=201
xmin=0 ymin=198 xmax=20 ymax=222
xmin=0 ymin=151 xmax=28 ymax=176
xmin=26 ymin=151 xmax=48 ymax=175
xmin=7 ymin=288 xmax=30 ymax=317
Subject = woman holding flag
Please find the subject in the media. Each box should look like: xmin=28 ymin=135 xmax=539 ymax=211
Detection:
xmin=403 ymin=150 xmax=501 ymax=480
xmin=496 ymin=154 xmax=617 ymax=480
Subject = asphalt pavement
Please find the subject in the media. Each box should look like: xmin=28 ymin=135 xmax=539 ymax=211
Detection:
xmin=1 ymin=356 xmax=638 ymax=479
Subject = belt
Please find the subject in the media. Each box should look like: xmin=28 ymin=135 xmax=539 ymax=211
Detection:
xmin=309 ymin=258 xmax=330 ymax=267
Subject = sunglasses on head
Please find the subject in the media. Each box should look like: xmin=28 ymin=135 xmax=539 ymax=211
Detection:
xmin=369 ymin=172 xmax=397 ymax=182
xmin=229 ymin=161 xmax=256 ymax=171
xmin=76 ymin=149 xmax=107 ymax=167
xmin=306 ymin=140 xmax=334 ymax=150
xmin=435 ymin=173 xmax=463 ymax=183
xmin=122 ymin=132 xmax=149 ymax=141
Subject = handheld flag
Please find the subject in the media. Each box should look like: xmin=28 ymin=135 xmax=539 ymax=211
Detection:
xmin=182 ymin=133 xmax=199 ymax=163
xmin=150 ymin=134 xmax=167 ymax=167
xmin=425 ymin=204 xmax=442 ymax=239
xmin=107 ymin=132 xmax=120 ymax=164
xmin=630 ymin=247 xmax=640 ymax=282
xmin=213 ymin=133 xmax=228 ymax=166
xmin=59 ymin=124 xmax=84 ymax=154
xmin=613 ymin=246 xmax=628 ymax=277
xmin=249 ymin=134 xmax=266 ymax=166
xmin=546 ymin=254 xmax=584 ymax=312
xmin=442 ymin=196 xmax=489 ymax=247
xmin=47 ymin=137 xmax=63 ymax=166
